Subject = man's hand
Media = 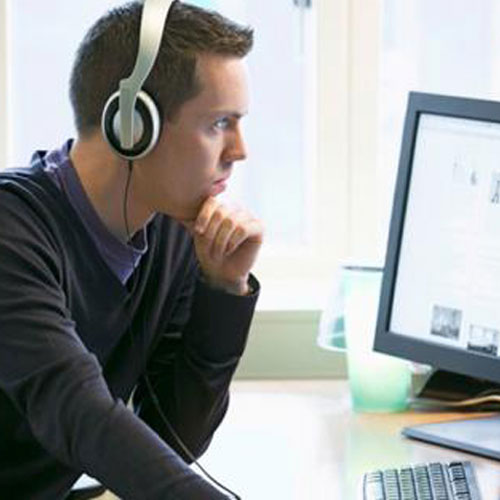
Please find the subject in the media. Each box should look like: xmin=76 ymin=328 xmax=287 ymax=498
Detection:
xmin=188 ymin=197 xmax=263 ymax=295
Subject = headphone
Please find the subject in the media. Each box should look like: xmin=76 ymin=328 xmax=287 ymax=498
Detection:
xmin=101 ymin=0 xmax=176 ymax=160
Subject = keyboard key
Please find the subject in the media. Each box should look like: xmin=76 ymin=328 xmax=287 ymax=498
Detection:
xmin=428 ymin=462 xmax=450 ymax=499
xmin=382 ymin=469 xmax=401 ymax=500
xmin=413 ymin=465 xmax=432 ymax=500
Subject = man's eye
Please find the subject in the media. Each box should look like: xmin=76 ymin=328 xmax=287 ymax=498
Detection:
xmin=213 ymin=117 xmax=231 ymax=130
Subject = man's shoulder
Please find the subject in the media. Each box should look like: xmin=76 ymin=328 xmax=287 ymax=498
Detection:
xmin=0 ymin=165 xmax=38 ymax=186
xmin=0 ymin=165 xmax=71 ymax=250
xmin=0 ymin=167 xmax=39 ymax=209
xmin=0 ymin=165 xmax=57 ymax=214
xmin=0 ymin=163 xmax=53 ymax=198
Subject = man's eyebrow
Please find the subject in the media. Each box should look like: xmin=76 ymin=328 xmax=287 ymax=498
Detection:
xmin=207 ymin=110 xmax=248 ymax=119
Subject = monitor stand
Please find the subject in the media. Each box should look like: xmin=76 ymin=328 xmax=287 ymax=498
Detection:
xmin=415 ymin=369 xmax=500 ymax=403
xmin=403 ymin=369 xmax=500 ymax=460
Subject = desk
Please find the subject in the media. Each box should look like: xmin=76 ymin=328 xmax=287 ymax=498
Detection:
xmin=96 ymin=380 xmax=500 ymax=499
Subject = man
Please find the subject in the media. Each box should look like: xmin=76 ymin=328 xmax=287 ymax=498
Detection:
xmin=0 ymin=2 xmax=262 ymax=498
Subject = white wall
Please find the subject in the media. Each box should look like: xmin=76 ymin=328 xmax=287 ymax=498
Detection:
xmin=0 ymin=1 xmax=7 ymax=170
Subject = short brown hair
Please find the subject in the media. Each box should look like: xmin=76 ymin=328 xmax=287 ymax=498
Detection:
xmin=69 ymin=1 xmax=253 ymax=136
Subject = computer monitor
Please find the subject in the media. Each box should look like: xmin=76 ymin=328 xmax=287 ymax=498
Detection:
xmin=374 ymin=91 xmax=500 ymax=460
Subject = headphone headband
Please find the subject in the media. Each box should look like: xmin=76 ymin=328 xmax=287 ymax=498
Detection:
xmin=119 ymin=0 xmax=175 ymax=149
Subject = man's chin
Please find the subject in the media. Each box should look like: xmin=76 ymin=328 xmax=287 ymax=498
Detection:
xmin=167 ymin=207 xmax=201 ymax=231
xmin=158 ymin=197 xmax=208 ymax=228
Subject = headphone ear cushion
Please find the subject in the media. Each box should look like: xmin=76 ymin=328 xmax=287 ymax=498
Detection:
xmin=112 ymin=107 xmax=145 ymax=147
xmin=102 ymin=90 xmax=161 ymax=160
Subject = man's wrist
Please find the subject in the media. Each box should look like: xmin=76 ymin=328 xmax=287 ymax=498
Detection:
xmin=203 ymin=275 xmax=251 ymax=296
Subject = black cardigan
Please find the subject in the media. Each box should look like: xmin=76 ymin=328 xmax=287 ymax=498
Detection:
xmin=0 ymin=161 xmax=258 ymax=499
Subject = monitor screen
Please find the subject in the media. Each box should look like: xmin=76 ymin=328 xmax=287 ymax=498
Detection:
xmin=375 ymin=92 xmax=500 ymax=384
xmin=374 ymin=92 xmax=500 ymax=459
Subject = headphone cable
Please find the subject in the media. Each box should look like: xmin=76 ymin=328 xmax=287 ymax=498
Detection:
xmin=123 ymin=160 xmax=241 ymax=500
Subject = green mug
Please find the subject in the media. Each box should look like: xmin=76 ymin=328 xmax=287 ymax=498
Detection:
xmin=318 ymin=264 xmax=410 ymax=412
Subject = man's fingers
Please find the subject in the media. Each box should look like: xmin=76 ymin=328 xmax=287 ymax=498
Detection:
xmin=194 ymin=197 xmax=218 ymax=234
xmin=192 ymin=197 xmax=263 ymax=261
xmin=212 ymin=211 xmax=260 ymax=259
xmin=225 ymin=218 xmax=263 ymax=256
xmin=212 ymin=218 xmax=235 ymax=260
xmin=202 ymin=205 xmax=229 ymax=242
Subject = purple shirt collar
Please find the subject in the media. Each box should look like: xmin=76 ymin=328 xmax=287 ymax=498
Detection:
xmin=40 ymin=139 xmax=148 ymax=284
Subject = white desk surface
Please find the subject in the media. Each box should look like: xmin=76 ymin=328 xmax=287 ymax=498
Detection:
xmin=95 ymin=379 xmax=500 ymax=499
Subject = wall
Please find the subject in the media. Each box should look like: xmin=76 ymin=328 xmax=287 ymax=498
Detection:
xmin=0 ymin=1 xmax=7 ymax=169
xmin=235 ymin=311 xmax=347 ymax=379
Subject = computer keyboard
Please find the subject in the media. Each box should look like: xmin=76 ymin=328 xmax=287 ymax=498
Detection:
xmin=363 ymin=460 xmax=481 ymax=500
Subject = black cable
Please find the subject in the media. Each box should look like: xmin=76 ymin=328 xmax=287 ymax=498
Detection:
xmin=123 ymin=161 xmax=134 ymax=247
xmin=123 ymin=159 xmax=241 ymax=500
xmin=142 ymin=374 xmax=241 ymax=500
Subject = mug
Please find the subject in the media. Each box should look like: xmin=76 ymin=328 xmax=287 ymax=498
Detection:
xmin=318 ymin=264 xmax=410 ymax=412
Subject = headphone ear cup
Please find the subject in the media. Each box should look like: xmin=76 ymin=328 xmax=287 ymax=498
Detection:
xmin=112 ymin=107 xmax=145 ymax=146
xmin=102 ymin=90 xmax=161 ymax=160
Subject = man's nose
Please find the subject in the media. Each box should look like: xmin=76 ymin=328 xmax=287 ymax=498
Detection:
xmin=227 ymin=125 xmax=247 ymax=162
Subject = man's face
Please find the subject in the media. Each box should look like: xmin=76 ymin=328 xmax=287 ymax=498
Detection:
xmin=136 ymin=54 xmax=249 ymax=223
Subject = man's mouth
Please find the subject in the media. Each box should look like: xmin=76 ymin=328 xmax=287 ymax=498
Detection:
xmin=211 ymin=166 xmax=232 ymax=196
xmin=211 ymin=178 xmax=228 ymax=196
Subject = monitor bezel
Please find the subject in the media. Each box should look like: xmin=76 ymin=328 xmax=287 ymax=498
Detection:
xmin=373 ymin=91 xmax=500 ymax=385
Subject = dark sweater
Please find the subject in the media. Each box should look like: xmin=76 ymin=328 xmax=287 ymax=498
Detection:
xmin=0 ymin=160 xmax=258 ymax=499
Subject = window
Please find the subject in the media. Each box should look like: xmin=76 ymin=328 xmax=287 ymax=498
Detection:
xmin=1 ymin=0 xmax=349 ymax=311
xmin=377 ymin=0 xmax=500 ymax=259
xmin=213 ymin=0 xmax=312 ymax=250
xmin=6 ymin=0 xmax=118 ymax=165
